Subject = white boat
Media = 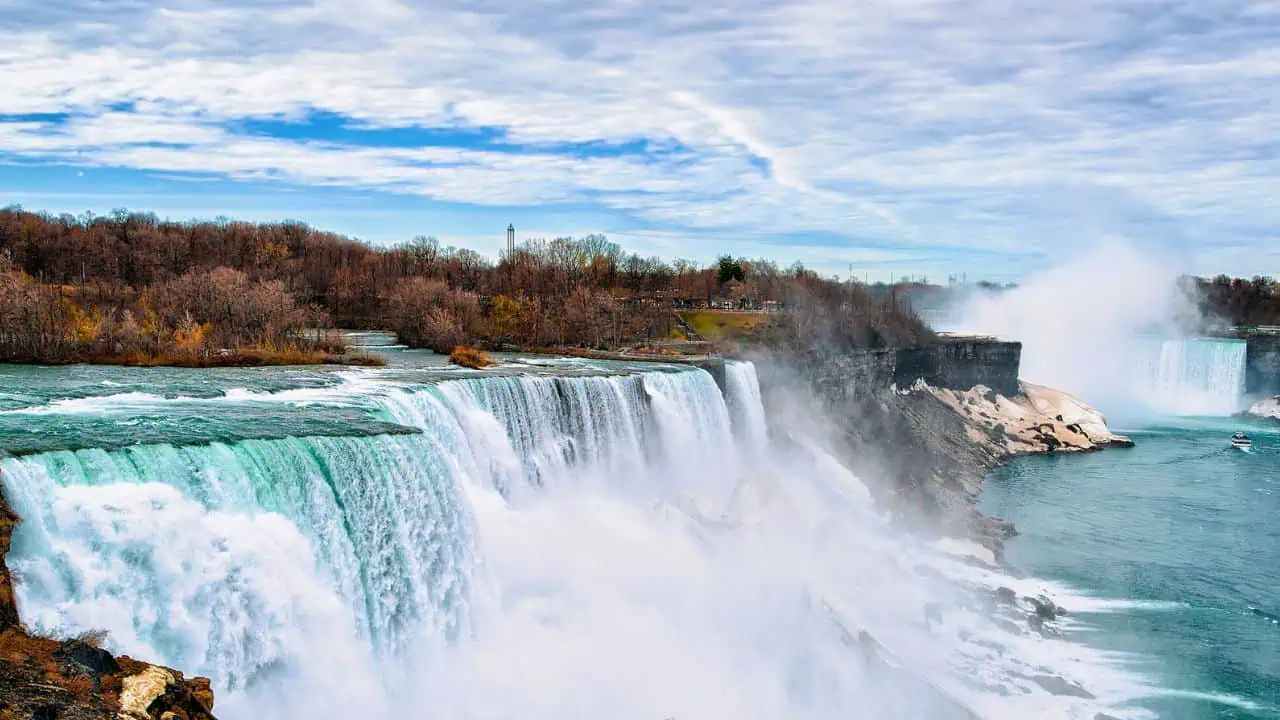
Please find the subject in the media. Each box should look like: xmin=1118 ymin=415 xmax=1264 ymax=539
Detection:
xmin=1231 ymin=432 xmax=1253 ymax=451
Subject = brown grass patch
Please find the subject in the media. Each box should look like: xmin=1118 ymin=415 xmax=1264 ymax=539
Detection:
xmin=677 ymin=310 xmax=770 ymax=342
xmin=0 ymin=628 xmax=59 ymax=662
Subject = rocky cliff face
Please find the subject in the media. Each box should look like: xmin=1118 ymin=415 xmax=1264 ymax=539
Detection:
xmin=758 ymin=346 xmax=1127 ymax=561
xmin=896 ymin=339 xmax=1023 ymax=397
xmin=806 ymin=338 xmax=1022 ymax=402
xmin=0 ymin=486 xmax=218 ymax=720
xmin=1246 ymin=337 xmax=1280 ymax=397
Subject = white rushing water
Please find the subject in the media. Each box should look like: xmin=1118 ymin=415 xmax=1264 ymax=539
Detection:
xmin=1137 ymin=337 xmax=1247 ymax=416
xmin=0 ymin=361 xmax=1156 ymax=719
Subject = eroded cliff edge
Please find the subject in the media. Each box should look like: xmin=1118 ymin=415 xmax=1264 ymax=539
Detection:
xmin=756 ymin=337 xmax=1131 ymax=562
xmin=0 ymin=484 xmax=218 ymax=720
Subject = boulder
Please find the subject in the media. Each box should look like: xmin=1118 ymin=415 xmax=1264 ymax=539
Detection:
xmin=119 ymin=666 xmax=177 ymax=719
xmin=55 ymin=637 xmax=121 ymax=677
xmin=1026 ymin=594 xmax=1065 ymax=621
xmin=926 ymin=381 xmax=1132 ymax=457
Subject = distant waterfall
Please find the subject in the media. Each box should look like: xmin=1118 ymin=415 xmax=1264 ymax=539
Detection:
xmin=1138 ymin=338 xmax=1247 ymax=415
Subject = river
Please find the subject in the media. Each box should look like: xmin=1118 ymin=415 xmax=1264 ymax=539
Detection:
xmin=983 ymin=415 xmax=1280 ymax=719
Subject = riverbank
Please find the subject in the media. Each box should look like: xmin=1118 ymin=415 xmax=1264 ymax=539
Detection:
xmin=0 ymin=489 xmax=219 ymax=719
xmin=848 ymin=379 xmax=1131 ymax=562
xmin=0 ymin=347 xmax=387 ymax=368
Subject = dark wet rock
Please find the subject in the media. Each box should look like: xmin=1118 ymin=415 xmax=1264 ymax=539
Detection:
xmin=55 ymin=637 xmax=121 ymax=677
xmin=1032 ymin=674 xmax=1096 ymax=699
xmin=1026 ymin=594 xmax=1065 ymax=620
xmin=995 ymin=587 xmax=1018 ymax=605
xmin=1028 ymin=614 xmax=1045 ymax=634
xmin=1095 ymin=714 xmax=1123 ymax=720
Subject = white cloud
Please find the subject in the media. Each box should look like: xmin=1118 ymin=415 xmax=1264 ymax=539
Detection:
xmin=2 ymin=0 xmax=1280 ymax=275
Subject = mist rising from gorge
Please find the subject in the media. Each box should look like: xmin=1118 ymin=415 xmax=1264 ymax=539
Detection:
xmin=937 ymin=243 xmax=1245 ymax=419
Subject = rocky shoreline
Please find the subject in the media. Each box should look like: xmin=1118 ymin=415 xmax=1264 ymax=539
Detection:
xmin=0 ymin=487 xmax=218 ymax=720
xmin=879 ymin=379 xmax=1132 ymax=560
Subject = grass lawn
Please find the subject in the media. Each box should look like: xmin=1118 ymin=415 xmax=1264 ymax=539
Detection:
xmin=677 ymin=311 xmax=770 ymax=342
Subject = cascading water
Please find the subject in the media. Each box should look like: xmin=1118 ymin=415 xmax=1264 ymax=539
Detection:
xmin=0 ymin=359 xmax=1155 ymax=719
xmin=1137 ymin=337 xmax=1247 ymax=416
xmin=725 ymin=360 xmax=770 ymax=449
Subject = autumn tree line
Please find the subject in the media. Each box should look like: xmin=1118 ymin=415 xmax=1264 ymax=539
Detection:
xmin=0 ymin=206 xmax=932 ymax=364
xmin=1181 ymin=275 xmax=1280 ymax=329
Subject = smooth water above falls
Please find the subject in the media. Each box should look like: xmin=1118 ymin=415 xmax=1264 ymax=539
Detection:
xmin=0 ymin=356 xmax=1184 ymax=719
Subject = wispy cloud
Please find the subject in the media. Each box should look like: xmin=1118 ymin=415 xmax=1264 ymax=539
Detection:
xmin=2 ymin=0 xmax=1279 ymax=278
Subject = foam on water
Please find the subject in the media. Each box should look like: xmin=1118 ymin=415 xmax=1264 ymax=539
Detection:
xmin=0 ymin=361 xmax=1165 ymax=719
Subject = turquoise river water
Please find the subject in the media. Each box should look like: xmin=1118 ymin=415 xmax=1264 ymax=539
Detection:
xmin=983 ymin=416 xmax=1280 ymax=719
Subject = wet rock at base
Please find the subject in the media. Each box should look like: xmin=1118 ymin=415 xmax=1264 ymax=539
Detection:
xmin=1031 ymin=674 xmax=1096 ymax=699
xmin=1026 ymin=594 xmax=1066 ymax=620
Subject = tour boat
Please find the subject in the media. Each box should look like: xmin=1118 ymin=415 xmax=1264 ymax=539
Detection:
xmin=1231 ymin=432 xmax=1253 ymax=452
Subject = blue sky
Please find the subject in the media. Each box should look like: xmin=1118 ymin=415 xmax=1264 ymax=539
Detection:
xmin=2 ymin=0 xmax=1279 ymax=281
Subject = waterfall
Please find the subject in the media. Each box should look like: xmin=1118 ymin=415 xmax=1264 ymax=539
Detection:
xmin=1138 ymin=337 xmax=1247 ymax=415
xmin=0 ymin=362 xmax=1151 ymax=719
xmin=0 ymin=366 xmax=739 ymax=692
xmin=2 ymin=433 xmax=476 ymax=665
xmin=725 ymin=360 xmax=769 ymax=449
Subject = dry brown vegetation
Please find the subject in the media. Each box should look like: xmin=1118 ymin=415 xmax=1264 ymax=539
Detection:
xmin=1 ymin=207 xmax=932 ymax=362
xmin=448 ymin=345 xmax=495 ymax=369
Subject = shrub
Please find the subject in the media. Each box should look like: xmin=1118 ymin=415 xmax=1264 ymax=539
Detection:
xmin=448 ymin=345 xmax=494 ymax=369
